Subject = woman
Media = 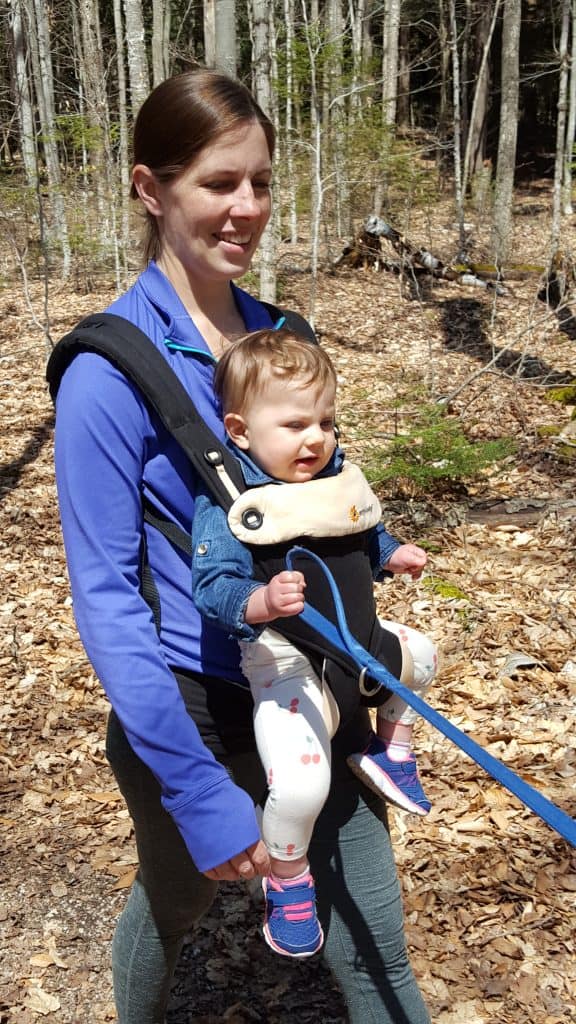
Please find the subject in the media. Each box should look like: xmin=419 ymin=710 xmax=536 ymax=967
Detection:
xmin=53 ymin=67 xmax=431 ymax=1024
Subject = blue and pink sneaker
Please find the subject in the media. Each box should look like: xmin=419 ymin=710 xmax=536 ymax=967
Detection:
xmin=262 ymin=871 xmax=324 ymax=958
xmin=347 ymin=735 xmax=431 ymax=816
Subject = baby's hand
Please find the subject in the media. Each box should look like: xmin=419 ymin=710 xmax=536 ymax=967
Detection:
xmin=264 ymin=571 xmax=306 ymax=618
xmin=384 ymin=544 xmax=427 ymax=580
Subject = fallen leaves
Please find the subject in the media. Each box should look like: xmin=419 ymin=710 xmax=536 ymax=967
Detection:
xmin=2 ymin=202 xmax=576 ymax=1021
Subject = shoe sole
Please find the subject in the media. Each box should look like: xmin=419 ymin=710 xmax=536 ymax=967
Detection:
xmin=347 ymin=757 xmax=430 ymax=816
xmin=262 ymin=921 xmax=324 ymax=959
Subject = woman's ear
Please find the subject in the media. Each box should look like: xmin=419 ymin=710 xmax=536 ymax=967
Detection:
xmin=132 ymin=165 xmax=163 ymax=216
xmin=224 ymin=412 xmax=250 ymax=450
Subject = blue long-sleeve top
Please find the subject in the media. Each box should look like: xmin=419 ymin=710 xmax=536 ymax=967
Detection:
xmin=53 ymin=262 xmax=277 ymax=871
xmin=192 ymin=444 xmax=401 ymax=640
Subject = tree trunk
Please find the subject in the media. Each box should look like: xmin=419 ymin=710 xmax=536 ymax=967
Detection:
xmin=397 ymin=21 xmax=411 ymax=126
xmin=463 ymin=1 xmax=501 ymax=192
xmin=449 ymin=0 xmax=465 ymax=253
xmin=283 ymin=0 xmax=298 ymax=242
xmin=204 ymin=0 xmax=216 ymax=66
xmin=8 ymin=0 xmax=37 ymax=188
xmin=216 ymin=0 xmax=237 ymax=77
xmin=28 ymin=0 xmax=71 ymax=276
xmin=152 ymin=0 xmax=171 ymax=85
xmin=382 ymin=0 xmax=401 ymax=126
xmin=551 ymin=0 xmax=571 ymax=254
xmin=113 ymin=0 xmax=131 ymax=272
xmin=562 ymin=0 xmax=576 ymax=215
xmin=492 ymin=0 xmax=521 ymax=264
xmin=251 ymin=0 xmax=276 ymax=302
xmin=123 ymin=0 xmax=150 ymax=115
xmin=77 ymin=0 xmax=114 ymax=248
xmin=437 ymin=0 xmax=452 ymax=175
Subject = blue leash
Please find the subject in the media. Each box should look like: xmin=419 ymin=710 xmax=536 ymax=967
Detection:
xmin=286 ymin=546 xmax=576 ymax=848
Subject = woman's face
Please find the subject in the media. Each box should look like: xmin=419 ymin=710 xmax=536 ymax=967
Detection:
xmin=151 ymin=121 xmax=272 ymax=285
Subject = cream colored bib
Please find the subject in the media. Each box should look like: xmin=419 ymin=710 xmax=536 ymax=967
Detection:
xmin=227 ymin=461 xmax=381 ymax=545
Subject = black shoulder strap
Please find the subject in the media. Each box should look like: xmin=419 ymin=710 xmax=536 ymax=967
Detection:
xmin=261 ymin=302 xmax=318 ymax=345
xmin=46 ymin=312 xmax=245 ymax=511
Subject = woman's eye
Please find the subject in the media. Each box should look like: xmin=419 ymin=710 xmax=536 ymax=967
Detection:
xmin=254 ymin=180 xmax=272 ymax=192
xmin=321 ymin=419 xmax=335 ymax=430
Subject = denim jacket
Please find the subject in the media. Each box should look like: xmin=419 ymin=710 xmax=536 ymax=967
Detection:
xmin=191 ymin=445 xmax=401 ymax=642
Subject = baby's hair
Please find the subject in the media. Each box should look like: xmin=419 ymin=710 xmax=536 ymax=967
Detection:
xmin=214 ymin=329 xmax=337 ymax=414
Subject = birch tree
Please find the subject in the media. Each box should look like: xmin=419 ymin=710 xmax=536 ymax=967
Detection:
xmin=113 ymin=0 xmax=131 ymax=261
xmin=152 ymin=0 xmax=171 ymax=85
xmin=561 ymin=0 xmax=576 ymax=216
xmin=492 ymin=0 xmax=521 ymax=264
xmin=382 ymin=0 xmax=401 ymax=126
xmin=251 ymin=0 xmax=276 ymax=301
xmin=123 ymin=0 xmax=150 ymax=114
xmin=77 ymin=0 xmax=114 ymax=247
xmin=463 ymin=1 xmax=501 ymax=192
xmin=27 ymin=0 xmax=71 ymax=275
xmin=8 ymin=0 xmax=37 ymax=187
xmin=551 ymin=0 xmax=571 ymax=254
xmin=204 ymin=0 xmax=236 ymax=75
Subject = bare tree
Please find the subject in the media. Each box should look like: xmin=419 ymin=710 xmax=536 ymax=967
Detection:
xmin=463 ymin=1 xmax=501 ymax=192
xmin=204 ymin=0 xmax=236 ymax=75
xmin=251 ymin=0 xmax=276 ymax=301
xmin=152 ymin=0 xmax=171 ymax=85
xmin=8 ymin=0 xmax=37 ymax=187
xmin=560 ymin=0 xmax=576 ymax=219
xmin=382 ymin=0 xmax=401 ymax=126
xmin=123 ymin=0 xmax=150 ymax=114
xmin=27 ymin=0 xmax=71 ymax=275
xmin=492 ymin=0 xmax=521 ymax=263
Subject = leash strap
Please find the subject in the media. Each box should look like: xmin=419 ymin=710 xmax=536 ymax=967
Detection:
xmin=286 ymin=546 xmax=576 ymax=848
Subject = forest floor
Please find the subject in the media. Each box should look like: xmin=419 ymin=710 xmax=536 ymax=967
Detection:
xmin=1 ymin=184 xmax=576 ymax=1024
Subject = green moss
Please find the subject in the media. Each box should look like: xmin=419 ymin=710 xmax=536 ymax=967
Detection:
xmin=544 ymin=385 xmax=576 ymax=405
xmin=423 ymin=576 xmax=469 ymax=601
xmin=537 ymin=424 xmax=562 ymax=437
xmin=556 ymin=443 xmax=576 ymax=462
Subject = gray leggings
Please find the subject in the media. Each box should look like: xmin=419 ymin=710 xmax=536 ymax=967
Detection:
xmin=106 ymin=672 xmax=431 ymax=1024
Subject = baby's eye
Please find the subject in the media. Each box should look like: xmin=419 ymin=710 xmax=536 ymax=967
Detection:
xmin=285 ymin=421 xmax=303 ymax=430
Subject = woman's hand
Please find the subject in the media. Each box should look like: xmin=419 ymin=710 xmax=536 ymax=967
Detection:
xmin=244 ymin=571 xmax=306 ymax=623
xmin=203 ymin=839 xmax=271 ymax=881
xmin=384 ymin=543 xmax=427 ymax=580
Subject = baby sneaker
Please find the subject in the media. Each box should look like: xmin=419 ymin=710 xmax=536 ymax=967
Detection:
xmin=347 ymin=735 xmax=431 ymax=815
xmin=262 ymin=871 xmax=324 ymax=958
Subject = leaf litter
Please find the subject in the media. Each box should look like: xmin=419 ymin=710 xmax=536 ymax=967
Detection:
xmin=1 ymin=196 xmax=575 ymax=1022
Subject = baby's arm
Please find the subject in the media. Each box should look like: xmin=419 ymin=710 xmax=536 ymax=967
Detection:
xmin=369 ymin=523 xmax=427 ymax=580
xmin=244 ymin=571 xmax=305 ymax=623
xmin=384 ymin=543 xmax=427 ymax=580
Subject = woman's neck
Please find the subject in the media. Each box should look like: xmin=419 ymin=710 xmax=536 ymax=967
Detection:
xmin=157 ymin=254 xmax=247 ymax=356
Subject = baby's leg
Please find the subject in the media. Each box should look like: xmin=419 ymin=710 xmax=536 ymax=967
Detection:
xmin=347 ymin=622 xmax=438 ymax=815
xmin=242 ymin=630 xmax=333 ymax=869
xmin=241 ymin=630 xmax=336 ymax=958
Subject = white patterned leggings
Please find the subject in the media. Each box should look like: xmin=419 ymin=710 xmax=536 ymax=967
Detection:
xmin=240 ymin=622 xmax=438 ymax=862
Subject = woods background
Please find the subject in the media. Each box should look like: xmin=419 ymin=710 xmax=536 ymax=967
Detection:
xmin=1 ymin=2 xmax=576 ymax=1023
xmin=2 ymin=0 xmax=576 ymax=311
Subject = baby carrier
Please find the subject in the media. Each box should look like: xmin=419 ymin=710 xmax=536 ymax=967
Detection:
xmin=46 ymin=309 xmax=401 ymax=725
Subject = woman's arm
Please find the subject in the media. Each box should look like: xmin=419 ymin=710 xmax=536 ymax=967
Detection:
xmin=55 ymin=352 xmax=261 ymax=872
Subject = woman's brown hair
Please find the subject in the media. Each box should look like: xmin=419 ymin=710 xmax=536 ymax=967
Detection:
xmin=130 ymin=67 xmax=275 ymax=263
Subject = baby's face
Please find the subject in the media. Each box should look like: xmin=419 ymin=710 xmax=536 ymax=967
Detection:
xmin=234 ymin=376 xmax=337 ymax=482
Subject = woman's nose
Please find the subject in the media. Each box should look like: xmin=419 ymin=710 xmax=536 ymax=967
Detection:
xmin=230 ymin=184 xmax=261 ymax=218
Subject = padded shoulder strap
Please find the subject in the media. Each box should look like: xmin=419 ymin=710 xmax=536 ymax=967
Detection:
xmin=261 ymin=302 xmax=317 ymax=345
xmin=46 ymin=312 xmax=244 ymax=511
